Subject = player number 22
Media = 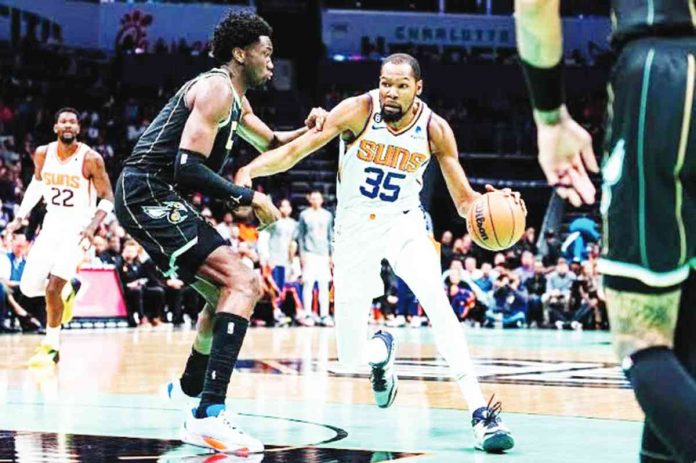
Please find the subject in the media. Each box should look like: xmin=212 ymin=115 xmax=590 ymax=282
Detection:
xmin=50 ymin=187 xmax=75 ymax=207
xmin=359 ymin=167 xmax=406 ymax=202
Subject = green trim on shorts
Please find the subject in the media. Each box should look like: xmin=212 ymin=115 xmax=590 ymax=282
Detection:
xmin=162 ymin=237 xmax=199 ymax=278
xmin=647 ymin=0 xmax=654 ymax=25
xmin=674 ymin=54 xmax=695 ymax=266
xmin=637 ymin=48 xmax=655 ymax=268
xmin=598 ymin=258 xmax=690 ymax=287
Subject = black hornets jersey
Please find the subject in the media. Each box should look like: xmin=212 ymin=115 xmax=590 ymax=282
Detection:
xmin=124 ymin=68 xmax=242 ymax=183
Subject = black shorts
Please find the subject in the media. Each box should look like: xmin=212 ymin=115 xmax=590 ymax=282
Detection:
xmin=114 ymin=167 xmax=226 ymax=283
xmin=600 ymin=37 xmax=696 ymax=289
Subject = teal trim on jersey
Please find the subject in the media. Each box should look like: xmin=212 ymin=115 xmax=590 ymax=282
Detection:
xmin=163 ymin=237 xmax=199 ymax=278
xmin=637 ymin=49 xmax=655 ymax=268
xmin=691 ymin=257 xmax=696 ymax=269
xmin=647 ymin=0 xmax=654 ymax=25
xmin=598 ymin=258 xmax=690 ymax=287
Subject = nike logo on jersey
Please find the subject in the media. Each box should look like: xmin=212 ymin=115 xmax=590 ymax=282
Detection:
xmin=371 ymin=124 xmax=386 ymax=130
xmin=356 ymin=139 xmax=428 ymax=173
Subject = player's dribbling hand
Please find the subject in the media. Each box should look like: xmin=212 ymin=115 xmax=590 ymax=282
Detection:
xmin=484 ymin=184 xmax=528 ymax=216
xmin=535 ymin=106 xmax=599 ymax=207
xmin=304 ymin=107 xmax=328 ymax=132
xmin=235 ymin=167 xmax=252 ymax=188
xmin=251 ymin=191 xmax=281 ymax=230
xmin=79 ymin=226 xmax=98 ymax=251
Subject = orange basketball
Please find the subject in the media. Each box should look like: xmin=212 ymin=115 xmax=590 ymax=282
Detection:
xmin=466 ymin=192 xmax=525 ymax=251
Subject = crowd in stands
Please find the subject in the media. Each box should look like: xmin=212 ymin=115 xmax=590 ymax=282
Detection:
xmin=0 ymin=29 xmax=608 ymax=333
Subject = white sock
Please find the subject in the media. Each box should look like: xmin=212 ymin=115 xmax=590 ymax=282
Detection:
xmin=45 ymin=326 xmax=61 ymax=349
xmin=394 ymin=237 xmax=487 ymax=412
xmin=367 ymin=336 xmax=389 ymax=365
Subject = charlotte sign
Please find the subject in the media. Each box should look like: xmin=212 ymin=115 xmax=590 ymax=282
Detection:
xmin=323 ymin=10 xmax=610 ymax=56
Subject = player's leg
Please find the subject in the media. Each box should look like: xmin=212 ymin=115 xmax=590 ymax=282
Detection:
xmin=390 ymin=215 xmax=513 ymax=452
xmin=181 ymin=244 xmax=263 ymax=453
xmin=22 ymin=233 xmax=60 ymax=366
xmin=600 ymin=40 xmax=696 ymax=462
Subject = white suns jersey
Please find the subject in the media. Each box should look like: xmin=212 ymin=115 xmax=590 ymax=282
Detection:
xmin=337 ymin=90 xmax=432 ymax=214
xmin=40 ymin=142 xmax=96 ymax=230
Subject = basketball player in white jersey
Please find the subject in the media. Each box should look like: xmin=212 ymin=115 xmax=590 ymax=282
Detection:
xmin=237 ymin=54 xmax=520 ymax=452
xmin=7 ymin=107 xmax=114 ymax=366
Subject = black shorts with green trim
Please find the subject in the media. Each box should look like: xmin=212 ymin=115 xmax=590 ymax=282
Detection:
xmin=114 ymin=167 xmax=226 ymax=284
xmin=599 ymin=37 xmax=696 ymax=289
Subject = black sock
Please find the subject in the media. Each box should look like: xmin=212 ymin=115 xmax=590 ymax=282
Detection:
xmin=180 ymin=348 xmax=209 ymax=398
xmin=641 ymin=421 xmax=675 ymax=463
xmin=626 ymin=347 xmax=696 ymax=463
xmin=195 ymin=312 xmax=249 ymax=418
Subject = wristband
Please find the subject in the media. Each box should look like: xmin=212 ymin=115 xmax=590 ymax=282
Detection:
xmin=97 ymin=198 xmax=114 ymax=214
xmin=520 ymin=59 xmax=565 ymax=112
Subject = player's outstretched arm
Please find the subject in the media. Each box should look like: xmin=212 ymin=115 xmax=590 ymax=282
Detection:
xmin=429 ymin=115 xmax=481 ymax=217
xmin=238 ymin=96 xmax=328 ymax=152
xmin=236 ymin=95 xmax=369 ymax=186
xmin=80 ymin=150 xmax=115 ymax=248
xmin=177 ymin=77 xmax=280 ymax=227
xmin=515 ymin=0 xmax=598 ymax=206
xmin=8 ymin=146 xmax=48 ymax=234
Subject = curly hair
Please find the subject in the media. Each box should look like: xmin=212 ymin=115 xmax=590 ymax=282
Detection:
xmin=211 ymin=11 xmax=273 ymax=63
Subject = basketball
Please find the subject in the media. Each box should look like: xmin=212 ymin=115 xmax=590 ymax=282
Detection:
xmin=466 ymin=192 xmax=526 ymax=251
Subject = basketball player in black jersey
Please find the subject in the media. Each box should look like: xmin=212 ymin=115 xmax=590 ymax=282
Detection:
xmin=114 ymin=12 xmax=327 ymax=454
xmin=515 ymin=1 xmax=696 ymax=462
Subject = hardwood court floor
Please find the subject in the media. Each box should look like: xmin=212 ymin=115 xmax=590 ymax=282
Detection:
xmin=0 ymin=326 xmax=643 ymax=462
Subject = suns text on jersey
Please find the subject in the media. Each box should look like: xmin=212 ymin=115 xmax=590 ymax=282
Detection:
xmin=356 ymin=139 xmax=428 ymax=173
xmin=42 ymin=173 xmax=81 ymax=189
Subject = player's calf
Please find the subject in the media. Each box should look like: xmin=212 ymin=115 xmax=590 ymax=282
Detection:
xmin=607 ymin=286 xmax=696 ymax=462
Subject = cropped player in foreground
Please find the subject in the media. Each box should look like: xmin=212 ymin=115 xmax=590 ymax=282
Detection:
xmin=237 ymin=53 xmax=522 ymax=452
xmin=114 ymin=12 xmax=327 ymax=454
xmin=515 ymin=1 xmax=696 ymax=461
xmin=7 ymin=107 xmax=113 ymax=367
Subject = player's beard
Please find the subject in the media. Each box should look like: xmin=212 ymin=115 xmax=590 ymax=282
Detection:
xmin=381 ymin=106 xmax=403 ymax=122
xmin=59 ymin=133 xmax=76 ymax=145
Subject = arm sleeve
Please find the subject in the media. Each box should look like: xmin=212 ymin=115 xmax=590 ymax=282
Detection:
xmin=175 ymin=149 xmax=254 ymax=207
xmin=17 ymin=178 xmax=45 ymax=219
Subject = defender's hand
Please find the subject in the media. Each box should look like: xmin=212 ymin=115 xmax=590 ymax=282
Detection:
xmin=304 ymin=107 xmax=328 ymax=131
xmin=536 ymin=107 xmax=599 ymax=207
xmin=234 ymin=167 xmax=252 ymax=188
xmin=251 ymin=192 xmax=281 ymax=230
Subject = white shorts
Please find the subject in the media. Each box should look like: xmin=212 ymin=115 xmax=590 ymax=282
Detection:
xmin=333 ymin=207 xmax=432 ymax=303
xmin=301 ymin=253 xmax=331 ymax=284
xmin=20 ymin=227 xmax=84 ymax=297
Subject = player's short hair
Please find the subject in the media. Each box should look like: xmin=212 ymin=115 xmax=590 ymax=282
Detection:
xmin=54 ymin=107 xmax=80 ymax=124
xmin=381 ymin=53 xmax=422 ymax=80
xmin=211 ymin=11 xmax=273 ymax=63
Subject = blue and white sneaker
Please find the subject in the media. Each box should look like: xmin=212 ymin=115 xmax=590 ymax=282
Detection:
xmin=472 ymin=396 xmax=515 ymax=453
xmin=369 ymin=330 xmax=399 ymax=408
xmin=181 ymin=405 xmax=264 ymax=454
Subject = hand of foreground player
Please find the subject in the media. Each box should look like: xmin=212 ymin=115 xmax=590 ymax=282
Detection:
xmin=304 ymin=107 xmax=329 ymax=131
xmin=535 ymin=106 xmax=599 ymax=207
xmin=484 ymin=184 xmax=528 ymax=216
xmin=251 ymin=191 xmax=281 ymax=230
xmin=234 ymin=167 xmax=252 ymax=188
